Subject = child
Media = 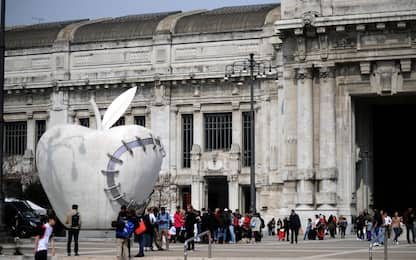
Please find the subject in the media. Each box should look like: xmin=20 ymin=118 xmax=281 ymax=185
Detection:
xmin=34 ymin=215 xmax=56 ymax=260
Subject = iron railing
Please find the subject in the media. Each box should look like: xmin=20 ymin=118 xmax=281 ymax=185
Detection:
xmin=184 ymin=230 xmax=212 ymax=260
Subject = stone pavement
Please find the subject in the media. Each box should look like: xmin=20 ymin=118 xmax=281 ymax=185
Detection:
xmin=1 ymin=235 xmax=416 ymax=259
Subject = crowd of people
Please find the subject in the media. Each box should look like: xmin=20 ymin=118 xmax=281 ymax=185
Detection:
xmin=354 ymin=208 xmax=415 ymax=246
xmin=31 ymin=205 xmax=415 ymax=259
xmin=112 ymin=205 xmax=272 ymax=258
xmin=266 ymin=211 xmax=346 ymax=242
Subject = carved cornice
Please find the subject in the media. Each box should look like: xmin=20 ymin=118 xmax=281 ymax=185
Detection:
xmin=296 ymin=67 xmax=313 ymax=80
xmin=319 ymin=66 xmax=336 ymax=79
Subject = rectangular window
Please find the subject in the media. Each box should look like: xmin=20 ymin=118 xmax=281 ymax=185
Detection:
xmin=182 ymin=114 xmax=193 ymax=168
xmin=204 ymin=113 xmax=232 ymax=151
xmin=79 ymin=118 xmax=90 ymax=127
xmin=4 ymin=121 xmax=27 ymax=156
xmin=35 ymin=120 xmax=46 ymax=146
xmin=114 ymin=117 xmax=125 ymax=126
xmin=134 ymin=116 xmax=146 ymax=127
xmin=242 ymin=111 xmax=254 ymax=167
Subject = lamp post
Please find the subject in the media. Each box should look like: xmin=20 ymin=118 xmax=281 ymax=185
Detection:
xmin=0 ymin=0 xmax=6 ymax=237
xmin=224 ymin=53 xmax=278 ymax=213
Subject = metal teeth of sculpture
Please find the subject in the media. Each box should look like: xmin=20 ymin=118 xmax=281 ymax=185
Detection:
xmin=36 ymin=87 xmax=165 ymax=229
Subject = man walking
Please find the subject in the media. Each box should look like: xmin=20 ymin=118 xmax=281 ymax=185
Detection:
xmin=65 ymin=204 xmax=81 ymax=256
xmin=403 ymin=208 xmax=415 ymax=244
xmin=34 ymin=215 xmax=56 ymax=260
xmin=289 ymin=209 xmax=301 ymax=244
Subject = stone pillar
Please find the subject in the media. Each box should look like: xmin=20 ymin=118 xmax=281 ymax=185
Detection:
xmin=317 ymin=67 xmax=337 ymax=208
xmin=26 ymin=112 xmax=36 ymax=154
xmin=228 ymin=175 xmax=239 ymax=211
xmin=191 ymin=176 xmax=204 ymax=210
xmin=48 ymin=89 xmax=69 ymax=127
xmin=190 ymin=144 xmax=202 ymax=209
xmin=281 ymin=68 xmax=297 ymax=209
xmin=193 ymin=104 xmax=203 ymax=147
xmin=296 ymin=67 xmax=314 ymax=208
xmin=232 ymin=102 xmax=241 ymax=148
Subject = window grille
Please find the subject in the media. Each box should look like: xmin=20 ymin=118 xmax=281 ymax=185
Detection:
xmin=35 ymin=120 xmax=46 ymax=146
xmin=134 ymin=116 xmax=146 ymax=127
xmin=4 ymin=121 xmax=27 ymax=156
xmin=182 ymin=114 xmax=193 ymax=168
xmin=79 ymin=118 xmax=90 ymax=127
xmin=204 ymin=113 xmax=232 ymax=151
xmin=114 ymin=117 xmax=125 ymax=126
xmin=242 ymin=111 xmax=254 ymax=167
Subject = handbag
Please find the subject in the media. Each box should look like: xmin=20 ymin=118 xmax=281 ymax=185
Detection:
xmin=134 ymin=220 xmax=147 ymax=235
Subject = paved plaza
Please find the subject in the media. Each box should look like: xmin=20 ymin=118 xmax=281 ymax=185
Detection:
xmin=2 ymin=235 xmax=416 ymax=260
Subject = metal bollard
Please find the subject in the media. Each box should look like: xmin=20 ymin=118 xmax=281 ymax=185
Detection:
xmin=369 ymin=242 xmax=373 ymax=260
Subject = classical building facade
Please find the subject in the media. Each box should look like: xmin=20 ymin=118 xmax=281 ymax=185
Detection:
xmin=4 ymin=1 xmax=416 ymax=222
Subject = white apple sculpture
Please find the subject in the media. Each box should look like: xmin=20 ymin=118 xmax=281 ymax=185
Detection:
xmin=36 ymin=87 xmax=165 ymax=229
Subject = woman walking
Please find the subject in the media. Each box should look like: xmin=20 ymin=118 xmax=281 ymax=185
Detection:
xmin=391 ymin=212 xmax=402 ymax=244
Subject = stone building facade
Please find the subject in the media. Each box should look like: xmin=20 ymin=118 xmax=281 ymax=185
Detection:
xmin=4 ymin=1 xmax=416 ymax=223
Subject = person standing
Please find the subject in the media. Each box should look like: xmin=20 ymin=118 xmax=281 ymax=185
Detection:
xmin=283 ymin=217 xmax=290 ymax=242
xmin=227 ymin=209 xmax=236 ymax=244
xmin=185 ymin=205 xmax=198 ymax=251
xmin=267 ymin=218 xmax=276 ymax=236
xmin=289 ymin=210 xmax=301 ymax=244
xmin=157 ymin=207 xmax=170 ymax=250
xmin=391 ymin=212 xmax=402 ymax=245
xmin=133 ymin=211 xmax=145 ymax=258
xmin=173 ymin=206 xmax=184 ymax=243
xmin=304 ymin=218 xmax=312 ymax=240
xmin=65 ymin=204 xmax=81 ymax=256
xmin=34 ymin=216 xmax=56 ymax=260
xmin=250 ymin=213 xmax=262 ymax=242
xmin=403 ymin=208 xmax=415 ymax=244
xmin=339 ymin=216 xmax=348 ymax=239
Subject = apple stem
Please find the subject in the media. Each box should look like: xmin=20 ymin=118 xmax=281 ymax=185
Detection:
xmin=90 ymin=98 xmax=102 ymax=130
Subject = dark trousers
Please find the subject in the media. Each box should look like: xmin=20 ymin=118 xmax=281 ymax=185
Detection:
xmin=285 ymin=228 xmax=290 ymax=241
xmin=357 ymin=226 xmax=364 ymax=240
xmin=406 ymin=224 xmax=415 ymax=243
xmin=186 ymin=229 xmax=195 ymax=250
xmin=290 ymin=228 xmax=299 ymax=244
xmin=135 ymin=234 xmax=144 ymax=257
xmin=67 ymin=229 xmax=80 ymax=254
xmin=35 ymin=250 xmax=47 ymax=260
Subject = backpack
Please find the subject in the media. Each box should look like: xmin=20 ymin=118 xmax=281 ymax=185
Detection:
xmin=260 ymin=218 xmax=265 ymax=229
xmin=116 ymin=220 xmax=135 ymax=238
xmin=71 ymin=213 xmax=80 ymax=228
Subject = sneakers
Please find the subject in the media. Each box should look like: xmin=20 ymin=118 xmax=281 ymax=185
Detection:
xmin=373 ymin=242 xmax=380 ymax=247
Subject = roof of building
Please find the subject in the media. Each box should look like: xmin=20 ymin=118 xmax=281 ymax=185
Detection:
xmin=72 ymin=11 xmax=180 ymax=44
xmin=5 ymin=20 xmax=86 ymax=50
xmin=5 ymin=3 xmax=281 ymax=49
xmin=174 ymin=3 xmax=280 ymax=34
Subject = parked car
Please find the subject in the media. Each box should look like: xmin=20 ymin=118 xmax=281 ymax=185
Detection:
xmin=4 ymin=198 xmax=43 ymax=238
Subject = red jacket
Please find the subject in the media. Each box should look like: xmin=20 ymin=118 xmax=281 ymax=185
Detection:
xmin=174 ymin=212 xmax=184 ymax=228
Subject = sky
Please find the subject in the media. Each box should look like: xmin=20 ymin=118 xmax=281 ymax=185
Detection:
xmin=7 ymin=0 xmax=280 ymax=26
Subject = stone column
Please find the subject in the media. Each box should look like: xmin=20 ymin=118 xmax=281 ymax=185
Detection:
xmin=191 ymin=176 xmax=204 ymax=210
xmin=26 ymin=112 xmax=36 ymax=154
xmin=190 ymin=144 xmax=202 ymax=209
xmin=232 ymin=102 xmax=241 ymax=148
xmin=228 ymin=175 xmax=239 ymax=211
xmin=317 ymin=67 xmax=337 ymax=208
xmin=193 ymin=104 xmax=203 ymax=147
xmin=281 ymin=68 xmax=297 ymax=209
xmin=296 ymin=67 xmax=314 ymax=208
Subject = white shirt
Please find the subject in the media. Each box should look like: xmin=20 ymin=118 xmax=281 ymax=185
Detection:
xmin=37 ymin=223 xmax=53 ymax=252
xmin=384 ymin=216 xmax=392 ymax=226
xmin=149 ymin=213 xmax=156 ymax=225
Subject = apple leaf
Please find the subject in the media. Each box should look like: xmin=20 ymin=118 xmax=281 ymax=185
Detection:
xmin=101 ymin=87 xmax=137 ymax=130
